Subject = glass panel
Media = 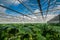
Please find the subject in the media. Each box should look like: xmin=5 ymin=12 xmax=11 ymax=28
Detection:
xmin=0 ymin=0 xmax=60 ymax=18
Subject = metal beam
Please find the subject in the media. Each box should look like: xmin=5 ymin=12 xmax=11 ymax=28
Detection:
xmin=41 ymin=0 xmax=56 ymax=10
xmin=43 ymin=0 xmax=56 ymax=19
xmin=36 ymin=9 xmax=60 ymax=13
xmin=45 ymin=0 xmax=50 ymax=18
xmin=37 ymin=0 xmax=44 ymax=19
xmin=18 ymin=0 xmax=37 ymax=16
xmin=0 ymin=5 xmax=33 ymax=19
xmin=0 ymin=12 xmax=23 ymax=19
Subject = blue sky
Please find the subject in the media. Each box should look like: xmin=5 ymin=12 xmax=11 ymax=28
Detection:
xmin=0 ymin=0 xmax=60 ymax=16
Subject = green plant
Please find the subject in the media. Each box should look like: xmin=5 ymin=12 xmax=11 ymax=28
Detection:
xmin=0 ymin=23 xmax=60 ymax=40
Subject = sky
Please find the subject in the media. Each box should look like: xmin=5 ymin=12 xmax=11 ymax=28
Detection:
xmin=0 ymin=0 xmax=60 ymax=16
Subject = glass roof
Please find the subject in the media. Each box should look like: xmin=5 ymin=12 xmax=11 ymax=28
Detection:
xmin=0 ymin=0 xmax=60 ymax=19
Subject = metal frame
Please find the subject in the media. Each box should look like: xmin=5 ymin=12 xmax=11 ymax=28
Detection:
xmin=0 ymin=5 xmax=34 ymax=19
xmin=18 ymin=0 xmax=38 ymax=17
xmin=45 ymin=0 xmax=50 ymax=18
xmin=0 ymin=0 xmax=59 ymax=21
xmin=37 ymin=0 xmax=44 ymax=19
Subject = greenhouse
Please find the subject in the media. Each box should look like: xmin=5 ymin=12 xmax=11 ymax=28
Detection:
xmin=0 ymin=0 xmax=60 ymax=40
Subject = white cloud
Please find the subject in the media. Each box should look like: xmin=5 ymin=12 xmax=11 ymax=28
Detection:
xmin=0 ymin=0 xmax=27 ymax=5
xmin=32 ymin=17 xmax=37 ymax=19
xmin=56 ymin=5 xmax=60 ymax=9
xmin=0 ymin=4 xmax=6 ymax=13
xmin=0 ymin=7 xmax=6 ymax=13
xmin=55 ymin=5 xmax=60 ymax=14
xmin=34 ymin=9 xmax=40 ymax=13
xmin=11 ymin=0 xmax=20 ymax=5
xmin=0 ymin=0 xmax=27 ymax=13
xmin=34 ymin=5 xmax=60 ymax=15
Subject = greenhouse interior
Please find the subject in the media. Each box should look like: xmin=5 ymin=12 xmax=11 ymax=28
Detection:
xmin=0 ymin=0 xmax=60 ymax=40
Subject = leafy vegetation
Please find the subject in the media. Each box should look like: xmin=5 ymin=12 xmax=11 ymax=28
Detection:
xmin=0 ymin=23 xmax=60 ymax=40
